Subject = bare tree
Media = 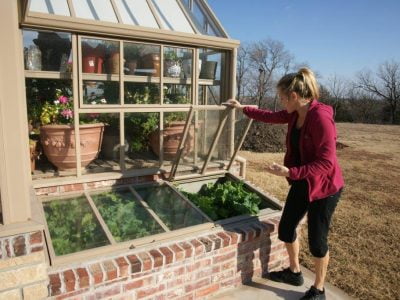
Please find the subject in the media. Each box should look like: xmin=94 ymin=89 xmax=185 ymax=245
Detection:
xmin=236 ymin=43 xmax=250 ymax=101
xmin=356 ymin=60 xmax=400 ymax=124
xmin=326 ymin=74 xmax=348 ymax=118
xmin=248 ymin=39 xmax=292 ymax=108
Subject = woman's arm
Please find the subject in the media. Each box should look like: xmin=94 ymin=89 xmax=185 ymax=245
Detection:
xmin=223 ymin=99 xmax=290 ymax=124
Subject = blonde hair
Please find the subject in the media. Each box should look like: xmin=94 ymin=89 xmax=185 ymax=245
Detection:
xmin=277 ymin=68 xmax=320 ymax=100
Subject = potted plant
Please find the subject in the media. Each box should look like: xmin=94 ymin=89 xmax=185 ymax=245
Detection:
xmin=164 ymin=49 xmax=182 ymax=78
xmin=39 ymin=89 xmax=105 ymax=170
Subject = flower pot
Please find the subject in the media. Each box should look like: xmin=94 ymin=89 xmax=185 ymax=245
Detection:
xmin=149 ymin=121 xmax=194 ymax=160
xmin=140 ymin=53 xmax=160 ymax=77
xmin=82 ymin=44 xmax=105 ymax=73
xmin=165 ymin=60 xmax=181 ymax=78
xmin=126 ymin=60 xmax=138 ymax=75
xmin=40 ymin=123 xmax=104 ymax=170
xmin=105 ymin=52 xmax=120 ymax=74
xmin=199 ymin=61 xmax=218 ymax=79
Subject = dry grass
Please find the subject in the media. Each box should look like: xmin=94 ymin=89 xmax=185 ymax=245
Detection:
xmin=239 ymin=123 xmax=400 ymax=300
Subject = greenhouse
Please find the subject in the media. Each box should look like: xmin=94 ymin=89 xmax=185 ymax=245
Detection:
xmin=0 ymin=1 xmax=287 ymax=299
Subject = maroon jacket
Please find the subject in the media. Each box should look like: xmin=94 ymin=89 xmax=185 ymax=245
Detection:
xmin=243 ymin=100 xmax=344 ymax=202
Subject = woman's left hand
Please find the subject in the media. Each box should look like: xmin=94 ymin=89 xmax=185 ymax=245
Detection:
xmin=266 ymin=162 xmax=289 ymax=177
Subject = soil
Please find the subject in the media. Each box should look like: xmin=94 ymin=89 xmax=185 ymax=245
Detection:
xmin=242 ymin=123 xmax=287 ymax=152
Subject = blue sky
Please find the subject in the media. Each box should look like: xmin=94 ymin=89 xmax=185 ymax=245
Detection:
xmin=207 ymin=0 xmax=400 ymax=82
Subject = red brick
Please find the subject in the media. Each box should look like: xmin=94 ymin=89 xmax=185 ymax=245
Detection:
xmin=76 ymin=268 xmax=89 ymax=288
xmin=167 ymin=277 xmax=184 ymax=289
xmin=216 ymin=232 xmax=230 ymax=247
xmin=35 ymin=186 xmax=57 ymax=195
xmin=174 ymin=266 xmax=185 ymax=276
xmin=30 ymin=231 xmax=42 ymax=244
xmin=89 ymin=263 xmax=104 ymax=284
xmin=175 ymin=294 xmax=194 ymax=300
xmin=208 ymin=234 xmax=222 ymax=250
xmin=185 ymin=278 xmax=210 ymax=293
xmin=137 ymin=252 xmax=152 ymax=271
xmin=234 ymin=228 xmax=247 ymax=242
xmin=49 ymin=273 xmax=62 ymax=296
xmin=13 ymin=236 xmax=26 ymax=257
xmin=195 ymin=283 xmax=219 ymax=297
xmin=149 ymin=249 xmax=163 ymax=268
xmin=124 ymin=279 xmax=144 ymax=291
xmin=103 ymin=260 xmax=118 ymax=281
xmin=127 ymin=255 xmax=142 ymax=273
xmin=55 ymin=288 xmax=89 ymax=300
xmin=63 ymin=270 xmax=75 ymax=292
xmin=115 ymin=256 xmax=130 ymax=277
xmin=159 ymin=247 xmax=173 ymax=265
xmin=244 ymin=226 xmax=256 ymax=241
xmin=137 ymin=284 xmax=165 ymax=299
xmin=198 ymin=237 xmax=213 ymax=252
xmin=225 ymin=231 xmax=239 ymax=245
xmin=178 ymin=242 xmax=193 ymax=258
xmin=189 ymin=239 xmax=204 ymax=256
xmin=213 ymin=251 xmax=236 ymax=264
xmin=186 ymin=259 xmax=211 ymax=272
xmin=250 ymin=224 xmax=262 ymax=238
xmin=5 ymin=239 xmax=11 ymax=257
xmin=62 ymin=183 xmax=84 ymax=193
xmin=170 ymin=244 xmax=185 ymax=261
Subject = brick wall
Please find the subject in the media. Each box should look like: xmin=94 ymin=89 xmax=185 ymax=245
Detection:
xmin=0 ymin=230 xmax=48 ymax=299
xmin=48 ymin=216 xmax=288 ymax=299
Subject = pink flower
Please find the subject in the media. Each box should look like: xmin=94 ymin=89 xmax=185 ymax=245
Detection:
xmin=61 ymin=109 xmax=73 ymax=120
xmin=88 ymin=113 xmax=100 ymax=119
xmin=59 ymin=96 xmax=69 ymax=104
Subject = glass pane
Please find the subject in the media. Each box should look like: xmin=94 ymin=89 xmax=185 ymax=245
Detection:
xmin=25 ymin=79 xmax=77 ymax=179
xmin=125 ymin=113 xmax=160 ymax=169
xmin=124 ymin=43 xmax=160 ymax=77
xmin=43 ymin=196 xmax=110 ymax=255
xmin=198 ymin=85 xmax=221 ymax=105
xmin=164 ymin=84 xmax=191 ymax=104
xmin=114 ymin=0 xmax=159 ymax=28
xmin=23 ymin=30 xmax=72 ymax=72
xmin=193 ymin=1 xmax=206 ymax=31
xmin=125 ymin=83 xmax=160 ymax=104
xmin=152 ymin=0 xmax=194 ymax=33
xmin=163 ymin=111 xmax=189 ymax=164
xmin=136 ymin=184 xmax=207 ymax=230
xmin=171 ymin=108 xmax=231 ymax=177
xmin=29 ymin=0 xmax=70 ymax=16
xmin=90 ymin=188 xmax=165 ymax=242
xmin=72 ymin=0 xmax=118 ymax=23
xmin=164 ymin=47 xmax=192 ymax=79
xmin=83 ymin=81 xmax=119 ymax=105
xmin=199 ymin=48 xmax=225 ymax=81
xmin=79 ymin=113 xmax=121 ymax=174
xmin=82 ymin=39 xmax=119 ymax=74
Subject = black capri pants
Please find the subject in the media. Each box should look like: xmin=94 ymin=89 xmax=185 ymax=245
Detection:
xmin=278 ymin=180 xmax=342 ymax=258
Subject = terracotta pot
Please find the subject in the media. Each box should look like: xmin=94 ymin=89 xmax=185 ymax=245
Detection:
xmin=105 ymin=52 xmax=120 ymax=74
xmin=140 ymin=53 xmax=160 ymax=77
xmin=82 ymin=44 xmax=105 ymax=73
xmin=149 ymin=121 xmax=194 ymax=160
xmin=40 ymin=123 xmax=104 ymax=170
xmin=126 ymin=60 xmax=137 ymax=75
xmin=29 ymin=140 xmax=38 ymax=173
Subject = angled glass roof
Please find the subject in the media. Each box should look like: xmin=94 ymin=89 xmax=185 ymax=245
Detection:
xmin=27 ymin=0 xmax=228 ymax=38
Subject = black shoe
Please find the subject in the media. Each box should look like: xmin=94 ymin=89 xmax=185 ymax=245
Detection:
xmin=267 ymin=268 xmax=304 ymax=286
xmin=300 ymin=286 xmax=326 ymax=300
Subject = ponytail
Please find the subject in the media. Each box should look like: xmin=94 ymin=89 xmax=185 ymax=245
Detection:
xmin=277 ymin=67 xmax=320 ymax=100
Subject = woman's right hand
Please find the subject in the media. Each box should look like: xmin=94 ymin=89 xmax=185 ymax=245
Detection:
xmin=222 ymin=99 xmax=244 ymax=110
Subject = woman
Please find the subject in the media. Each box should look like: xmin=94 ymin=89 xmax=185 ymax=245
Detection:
xmin=225 ymin=68 xmax=344 ymax=300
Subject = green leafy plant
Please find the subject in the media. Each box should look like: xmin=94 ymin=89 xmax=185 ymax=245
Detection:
xmin=92 ymin=190 xmax=163 ymax=242
xmin=164 ymin=49 xmax=180 ymax=62
xmin=124 ymin=44 xmax=143 ymax=61
xmin=181 ymin=181 xmax=261 ymax=221
xmin=126 ymin=113 xmax=159 ymax=153
xmin=44 ymin=197 xmax=109 ymax=255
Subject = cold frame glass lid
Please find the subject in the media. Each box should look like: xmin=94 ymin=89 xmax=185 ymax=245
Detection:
xmin=43 ymin=195 xmax=110 ymax=256
xmin=135 ymin=183 xmax=208 ymax=230
xmin=169 ymin=105 xmax=251 ymax=179
xmin=90 ymin=188 xmax=165 ymax=242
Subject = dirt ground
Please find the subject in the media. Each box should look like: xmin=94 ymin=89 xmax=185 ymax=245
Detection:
xmin=239 ymin=122 xmax=400 ymax=300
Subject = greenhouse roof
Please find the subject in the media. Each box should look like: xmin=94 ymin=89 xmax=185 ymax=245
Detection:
xmin=26 ymin=0 xmax=229 ymax=39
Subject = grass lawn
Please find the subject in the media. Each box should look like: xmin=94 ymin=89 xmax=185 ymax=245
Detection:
xmin=239 ymin=122 xmax=400 ymax=300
